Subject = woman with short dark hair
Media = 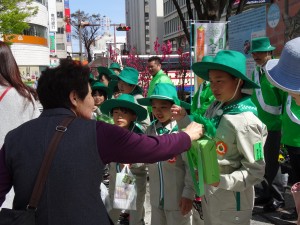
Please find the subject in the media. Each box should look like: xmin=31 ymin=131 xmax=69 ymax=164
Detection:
xmin=0 ymin=59 xmax=204 ymax=225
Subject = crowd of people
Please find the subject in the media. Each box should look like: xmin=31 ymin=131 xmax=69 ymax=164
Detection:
xmin=0 ymin=36 xmax=299 ymax=225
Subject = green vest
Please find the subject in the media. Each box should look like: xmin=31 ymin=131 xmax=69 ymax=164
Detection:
xmin=282 ymin=95 xmax=300 ymax=147
xmin=251 ymin=67 xmax=284 ymax=131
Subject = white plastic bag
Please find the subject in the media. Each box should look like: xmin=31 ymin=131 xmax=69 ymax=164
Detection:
xmin=100 ymin=182 xmax=112 ymax=212
xmin=113 ymin=164 xmax=137 ymax=210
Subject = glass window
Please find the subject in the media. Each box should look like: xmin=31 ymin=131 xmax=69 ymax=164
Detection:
xmin=57 ymin=27 xmax=64 ymax=34
xmin=34 ymin=0 xmax=47 ymax=6
xmin=56 ymin=43 xmax=65 ymax=50
xmin=57 ymin=11 xmax=63 ymax=18
xmin=23 ymin=23 xmax=48 ymax=38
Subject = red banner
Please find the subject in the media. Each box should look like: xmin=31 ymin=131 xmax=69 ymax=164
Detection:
xmin=65 ymin=8 xmax=71 ymax=33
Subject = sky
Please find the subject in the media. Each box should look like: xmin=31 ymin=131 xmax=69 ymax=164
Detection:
xmin=69 ymin=0 xmax=126 ymax=51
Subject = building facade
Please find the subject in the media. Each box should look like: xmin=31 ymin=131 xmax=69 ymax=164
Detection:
xmin=125 ymin=0 xmax=164 ymax=54
xmin=10 ymin=0 xmax=49 ymax=80
xmin=49 ymin=0 xmax=72 ymax=67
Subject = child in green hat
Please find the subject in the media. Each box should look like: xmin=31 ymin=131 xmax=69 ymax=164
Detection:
xmin=109 ymin=62 xmax=122 ymax=75
xmin=97 ymin=66 xmax=116 ymax=87
xmin=91 ymin=81 xmax=112 ymax=123
xmin=111 ymin=67 xmax=150 ymax=132
xmin=137 ymin=83 xmax=194 ymax=225
xmin=172 ymin=50 xmax=268 ymax=225
xmin=101 ymin=94 xmax=148 ymax=225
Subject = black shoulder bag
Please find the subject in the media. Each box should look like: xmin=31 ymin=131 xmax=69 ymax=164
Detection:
xmin=0 ymin=116 xmax=75 ymax=225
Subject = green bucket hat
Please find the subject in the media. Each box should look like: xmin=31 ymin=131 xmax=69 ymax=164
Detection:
xmin=89 ymin=73 xmax=95 ymax=83
xmin=100 ymin=94 xmax=147 ymax=121
xmin=110 ymin=67 xmax=144 ymax=94
xmin=111 ymin=67 xmax=139 ymax=85
xmin=108 ymin=80 xmax=119 ymax=93
xmin=192 ymin=50 xmax=260 ymax=89
xmin=97 ymin=66 xmax=117 ymax=78
xmin=250 ymin=37 xmax=275 ymax=53
xmin=109 ymin=62 xmax=121 ymax=71
xmin=137 ymin=83 xmax=191 ymax=109
xmin=91 ymin=81 xmax=112 ymax=99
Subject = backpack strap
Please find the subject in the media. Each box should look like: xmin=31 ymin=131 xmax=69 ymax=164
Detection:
xmin=0 ymin=87 xmax=12 ymax=102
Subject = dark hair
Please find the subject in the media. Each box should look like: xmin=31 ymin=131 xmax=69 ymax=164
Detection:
xmin=99 ymin=73 xmax=111 ymax=82
xmin=148 ymin=56 xmax=161 ymax=65
xmin=111 ymin=107 xmax=136 ymax=116
xmin=0 ymin=41 xmax=38 ymax=103
xmin=37 ymin=59 xmax=90 ymax=109
xmin=92 ymin=89 xmax=108 ymax=100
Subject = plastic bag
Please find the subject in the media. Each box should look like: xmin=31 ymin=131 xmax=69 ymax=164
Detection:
xmin=100 ymin=182 xmax=112 ymax=212
xmin=113 ymin=164 xmax=137 ymax=210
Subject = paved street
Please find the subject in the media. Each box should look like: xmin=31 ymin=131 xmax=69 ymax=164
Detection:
xmin=1 ymin=182 xmax=298 ymax=224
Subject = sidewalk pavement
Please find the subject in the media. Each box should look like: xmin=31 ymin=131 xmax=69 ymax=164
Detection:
xmin=143 ymin=183 xmax=298 ymax=225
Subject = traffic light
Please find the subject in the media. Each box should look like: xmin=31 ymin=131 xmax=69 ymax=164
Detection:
xmin=116 ymin=25 xmax=131 ymax=31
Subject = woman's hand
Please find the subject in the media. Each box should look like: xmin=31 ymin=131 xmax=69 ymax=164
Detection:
xmin=184 ymin=122 xmax=205 ymax=141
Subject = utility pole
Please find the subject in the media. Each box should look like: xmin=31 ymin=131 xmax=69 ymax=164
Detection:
xmin=78 ymin=10 xmax=83 ymax=62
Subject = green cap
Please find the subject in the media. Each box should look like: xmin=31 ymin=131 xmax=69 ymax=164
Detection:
xmin=192 ymin=50 xmax=260 ymax=89
xmin=137 ymin=83 xmax=191 ymax=109
xmin=250 ymin=37 xmax=275 ymax=53
xmin=109 ymin=62 xmax=121 ymax=71
xmin=91 ymin=81 xmax=112 ymax=99
xmin=101 ymin=94 xmax=147 ymax=121
xmin=97 ymin=66 xmax=117 ymax=78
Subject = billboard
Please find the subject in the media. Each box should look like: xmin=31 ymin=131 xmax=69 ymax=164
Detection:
xmin=49 ymin=32 xmax=56 ymax=54
xmin=193 ymin=22 xmax=226 ymax=62
xmin=228 ymin=6 xmax=266 ymax=58
xmin=48 ymin=0 xmax=57 ymax=32
xmin=65 ymin=8 xmax=71 ymax=33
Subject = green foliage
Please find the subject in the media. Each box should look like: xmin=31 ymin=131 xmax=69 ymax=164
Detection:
xmin=0 ymin=0 xmax=38 ymax=39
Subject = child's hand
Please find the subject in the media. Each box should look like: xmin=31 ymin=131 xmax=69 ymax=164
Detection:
xmin=93 ymin=106 xmax=98 ymax=112
xmin=171 ymin=104 xmax=187 ymax=121
xmin=179 ymin=197 xmax=193 ymax=216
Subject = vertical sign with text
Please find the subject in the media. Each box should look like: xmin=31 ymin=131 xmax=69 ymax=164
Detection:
xmin=48 ymin=0 xmax=57 ymax=32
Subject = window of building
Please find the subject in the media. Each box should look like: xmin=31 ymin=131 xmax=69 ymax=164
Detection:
xmin=23 ymin=23 xmax=48 ymax=38
xmin=56 ymin=43 xmax=65 ymax=50
xmin=56 ymin=0 xmax=62 ymax=2
xmin=35 ymin=0 xmax=47 ymax=6
xmin=57 ymin=11 xmax=63 ymax=18
xmin=57 ymin=27 xmax=64 ymax=34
